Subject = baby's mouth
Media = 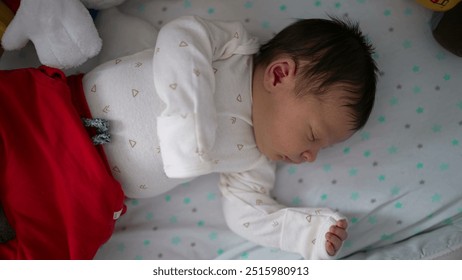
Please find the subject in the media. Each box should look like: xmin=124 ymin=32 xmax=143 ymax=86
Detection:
xmin=281 ymin=155 xmax=295 ymax=164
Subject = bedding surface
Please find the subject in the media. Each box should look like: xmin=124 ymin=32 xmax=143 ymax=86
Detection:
xmin=1 ymin=0 xmax=461 ymax=260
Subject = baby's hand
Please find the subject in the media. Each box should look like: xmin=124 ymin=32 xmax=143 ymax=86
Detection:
xmin=325 ymin=219 xmax=348 ymax=256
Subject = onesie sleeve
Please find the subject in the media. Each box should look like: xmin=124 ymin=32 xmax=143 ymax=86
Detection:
xmin=219 ymin=157 xmax=347 ymax=259
xmin=153 ymin=16 xmax=259 ymax=178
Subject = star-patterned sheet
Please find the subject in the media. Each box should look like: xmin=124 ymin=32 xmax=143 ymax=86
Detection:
xmin=1 ymin=0 xmax=461 ymax=260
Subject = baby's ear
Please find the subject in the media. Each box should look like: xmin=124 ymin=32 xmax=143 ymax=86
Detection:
xmin=264 ymin=58 xmax=297 ymax=90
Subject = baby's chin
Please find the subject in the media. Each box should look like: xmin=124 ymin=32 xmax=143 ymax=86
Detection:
xmin=255 ymin=143 xmax=283 ymax=162
xmin=264 ymin=152 xmax=283 ymax=162
xmin=258 ymin=149 xmax=276 ymax=161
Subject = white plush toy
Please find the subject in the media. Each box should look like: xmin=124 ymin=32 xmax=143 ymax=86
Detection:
xmin=1 ymin=0 xmax=126 ymax=69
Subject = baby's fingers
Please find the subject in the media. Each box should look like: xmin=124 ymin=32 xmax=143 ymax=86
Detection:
xmin=325 ymin=240 xmax=337 ymax=256
xmin=329 ymin=224 xmax=348 ymax=241
xmin=336 ymin=219 xmax=348 ymax=229
xmin=325 ymin=233 xmax=342 ymax=255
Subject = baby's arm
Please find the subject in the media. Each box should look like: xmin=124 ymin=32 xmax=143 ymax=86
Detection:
xmin=153 ymin=15 xmax=259 ymax=178
xmin=219 ymin=157 xmax=348 ymax=259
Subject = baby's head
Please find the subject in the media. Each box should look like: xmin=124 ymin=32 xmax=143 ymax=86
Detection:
xmin=252 ymin=17 xmax=378 ymax=163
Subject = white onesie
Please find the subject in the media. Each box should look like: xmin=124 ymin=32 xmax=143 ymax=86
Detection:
xmin=82 ymin=16 xmax=345 ymax=259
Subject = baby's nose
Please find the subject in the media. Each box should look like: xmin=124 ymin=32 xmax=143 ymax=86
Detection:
xmin=301 ymin=150 xmax=318 ymax=163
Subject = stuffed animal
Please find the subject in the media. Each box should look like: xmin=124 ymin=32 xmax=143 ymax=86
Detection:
xmin=1 ymin=0 xmax=126 ymax=69
xmin=0 ymin=0 xmax=129 ymax=248
xmin=0 ymin=0 xmax=158 ymax=250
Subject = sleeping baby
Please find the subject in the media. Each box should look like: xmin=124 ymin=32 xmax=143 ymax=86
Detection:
xmin=0 ymin=15 xmax=377 ymax=259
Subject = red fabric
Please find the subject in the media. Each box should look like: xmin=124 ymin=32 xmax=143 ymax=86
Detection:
xmin=0 ymin=66 xmax=126 ymax=259
xmin=2 ymin=0 xmax=19 ymax=13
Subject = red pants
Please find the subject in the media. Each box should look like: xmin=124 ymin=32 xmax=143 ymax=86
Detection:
xmin=0 ymin=66 xmax=125 ymax=259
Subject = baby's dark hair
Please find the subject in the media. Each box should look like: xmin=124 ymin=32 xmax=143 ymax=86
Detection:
xmin=254 ymin=16 xmax=378 ymax=131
